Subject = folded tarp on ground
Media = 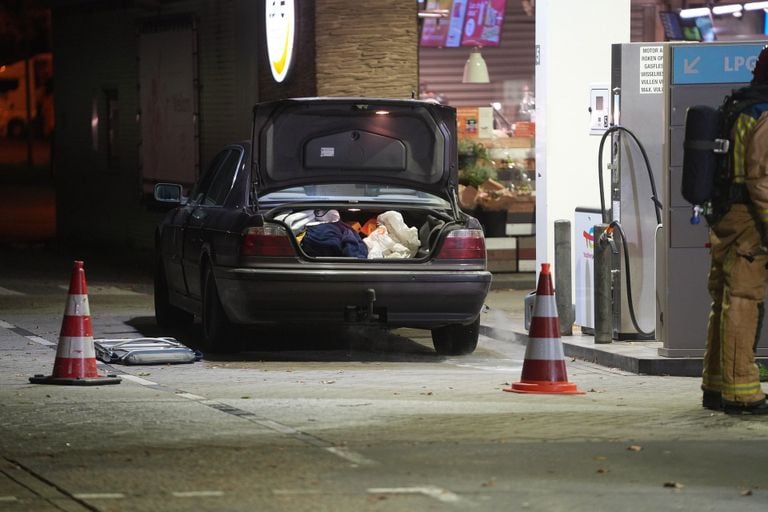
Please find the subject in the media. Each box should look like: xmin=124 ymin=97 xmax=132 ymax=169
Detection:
xmin=94 ymin=337 xmax=202 ymax=365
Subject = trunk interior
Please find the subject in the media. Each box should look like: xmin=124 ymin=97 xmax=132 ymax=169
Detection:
xmin=269 ymin=206 xmax=457 ymax=260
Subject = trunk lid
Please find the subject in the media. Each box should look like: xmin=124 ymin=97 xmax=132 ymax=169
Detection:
xmin=250 ymin=98 xmax=458 ymax=199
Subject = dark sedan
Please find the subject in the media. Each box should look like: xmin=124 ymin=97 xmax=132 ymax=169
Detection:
xmin=153 ymin=97 xmax=492 ymax=355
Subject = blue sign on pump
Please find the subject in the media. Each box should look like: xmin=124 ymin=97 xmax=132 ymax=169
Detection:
xmin=672 ymin=44 xmax=766 ymax=85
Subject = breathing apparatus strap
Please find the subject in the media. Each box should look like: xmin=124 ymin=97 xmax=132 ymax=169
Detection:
xmin=728 ymin=183 xmax=751 ymax=204
xmin=684 ymin=139 xmax=730 ymax=153
xmin=708 ymin=183 xmax=750 ymax=225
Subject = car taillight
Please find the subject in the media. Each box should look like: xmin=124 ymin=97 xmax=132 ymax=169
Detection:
xmin=435 ymin=229 xmax=486 ymax=260
xmin=241 ymin=225 xmax=295 ymax=257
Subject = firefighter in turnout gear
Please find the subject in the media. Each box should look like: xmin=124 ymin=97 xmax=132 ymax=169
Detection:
xmin=702 ymin=46 xmax=768 ymax=415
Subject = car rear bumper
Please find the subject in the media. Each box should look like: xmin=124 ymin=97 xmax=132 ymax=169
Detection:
xmin=216 ymin=267 xmax=492 ymax=328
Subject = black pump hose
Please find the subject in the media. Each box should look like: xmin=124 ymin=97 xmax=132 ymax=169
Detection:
xmin=597 ymin=125 xmax=662 ymax=226
xmin=596 ymin=125 xmax=660 ymax=337
xmin=604 ymin=220 xmax=654 ymax=337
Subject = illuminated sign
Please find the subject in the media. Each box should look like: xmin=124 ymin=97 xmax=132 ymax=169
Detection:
xmin=420 ymin=0 xmax=506 ymax=48
xmin=672 ymin=43 xmax=765 ymax=85
xmin=461 ymin=0 xmax=506 ymax=47
xmin=266 ymin=0 xmax=296 ymax=83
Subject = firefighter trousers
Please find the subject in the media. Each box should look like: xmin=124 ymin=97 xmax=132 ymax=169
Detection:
xmin=703 ymin=205 xmax=767 ymax=405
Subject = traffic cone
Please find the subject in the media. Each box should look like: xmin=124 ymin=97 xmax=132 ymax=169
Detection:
xmin=505 ymin=263 xmax=584 ymax=395
xmin=30 ymin=261 xmax=121 ymax=386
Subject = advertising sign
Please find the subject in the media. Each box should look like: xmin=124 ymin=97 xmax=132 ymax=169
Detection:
xmin=461 ymin=0 xmax=506 ymax=47
xmin=574 ymin=208 xmax=602 ymax=331
xmin=266 ymin=0 xmax=296 ymax=83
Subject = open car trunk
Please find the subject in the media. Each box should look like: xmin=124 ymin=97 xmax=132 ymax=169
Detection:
xmin=244 ymin=97 xmax=485 ymax=266
xmin=267 ymin=205 xmax=461 ymax=261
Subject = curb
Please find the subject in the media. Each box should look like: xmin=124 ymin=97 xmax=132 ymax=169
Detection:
xmin=480 ymin=323 xmax=704 ymax=377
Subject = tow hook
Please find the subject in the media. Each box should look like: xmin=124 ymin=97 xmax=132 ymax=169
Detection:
xmin=344 ymin=288 xmax=379 ymax=322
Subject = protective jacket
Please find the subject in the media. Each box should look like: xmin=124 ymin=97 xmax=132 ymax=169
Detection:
xmin=742 ymin=103 xmax=768 ymax=225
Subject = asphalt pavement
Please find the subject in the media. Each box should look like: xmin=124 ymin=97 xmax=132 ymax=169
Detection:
xmin=2 ymin=243 xmax=768 ymax=511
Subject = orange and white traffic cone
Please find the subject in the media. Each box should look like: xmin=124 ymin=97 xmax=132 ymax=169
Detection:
xmin=30 ymin=261 xmax=121 ymax=386
xmin=505 ymin=262 xmax=584 ymax=395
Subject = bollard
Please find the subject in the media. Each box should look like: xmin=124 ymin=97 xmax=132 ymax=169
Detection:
xmin=593 ymin=223 xmax=612 ymax=344
xmin=554 ymin=220 xmax=573 ymax=336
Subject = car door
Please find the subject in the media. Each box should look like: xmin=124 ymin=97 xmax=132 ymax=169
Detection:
xmin=160 ymin=202 xmax=195 ymax=298
xmin=182 ymin=147 xmax=243 ymax=300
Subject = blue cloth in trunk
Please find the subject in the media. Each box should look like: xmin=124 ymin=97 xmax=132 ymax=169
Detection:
xmin=302 ymin=222 xmax=368 ymax=258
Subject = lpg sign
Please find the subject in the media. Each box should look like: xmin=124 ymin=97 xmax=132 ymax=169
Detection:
xmin=672 ymin=43 xmax=766 ymax=85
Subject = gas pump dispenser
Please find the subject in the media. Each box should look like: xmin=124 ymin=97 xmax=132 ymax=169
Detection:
xmin=603 ymin=43 xmax=666 ymax=341
xmin=604 ymin=41 xmax=768 ymax=358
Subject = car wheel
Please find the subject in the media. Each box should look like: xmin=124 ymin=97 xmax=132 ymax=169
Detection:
xmin=202 ymin=266 xmax=240 ymax=353
xmin=431 ymin=317 xmax=480 ymax=355
xmin=154 ymin=260 xmax=194 ymax=328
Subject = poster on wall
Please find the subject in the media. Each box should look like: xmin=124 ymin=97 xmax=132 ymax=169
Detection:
xmin=420 ymin=0 xmax=455 ymax=47
xmin=461 ymin=0 xmax=506 ymax=47
xmin=457 ymin=107 xmax=482 ymax=138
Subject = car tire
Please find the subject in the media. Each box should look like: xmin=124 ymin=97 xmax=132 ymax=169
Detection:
xmin=431 ymin=317 xmax=480 ymax=355
xmin=202 ymin=266 xmax=240 ymax=353
xmin=154 ymin=260 xmax=194 ymax=328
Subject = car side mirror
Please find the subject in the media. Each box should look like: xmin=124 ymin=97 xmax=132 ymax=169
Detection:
xmin=153 ymin=183 xmax=186 ymax=205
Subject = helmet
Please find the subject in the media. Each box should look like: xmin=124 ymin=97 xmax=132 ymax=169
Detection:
xmin=752 ymin=45 xmax=768 ymax=85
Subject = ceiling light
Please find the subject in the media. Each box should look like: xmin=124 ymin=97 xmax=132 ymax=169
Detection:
xmin=679 ymin=7 xmax=711 ymax=18
xmin=462 ymin=48 xmax=489 ymax=84
xmin=712 ymin=4 xmax=743 ymax=15
xmin=744 ymin=1 xmax=768 ymax=10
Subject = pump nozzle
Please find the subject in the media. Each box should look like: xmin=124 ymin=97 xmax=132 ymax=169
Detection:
xmin=599 ymin=225 xmax=619 ymax=254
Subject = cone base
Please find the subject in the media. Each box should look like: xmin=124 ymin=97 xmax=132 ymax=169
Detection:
xmin=504 ymin=380 xmax=585 ymax=395
xmin=29 ymin=374 xmax=122 ymax=386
